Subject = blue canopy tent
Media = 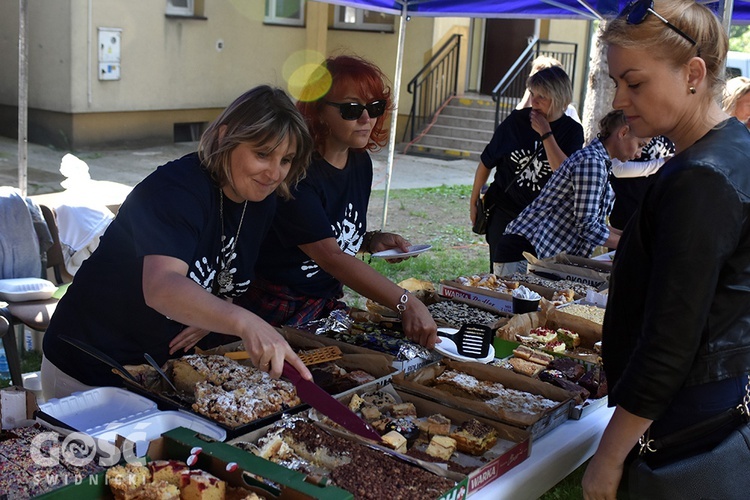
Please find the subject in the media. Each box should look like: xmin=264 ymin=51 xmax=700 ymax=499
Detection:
xmin=318 ymin=0 xmax=745 ymax=226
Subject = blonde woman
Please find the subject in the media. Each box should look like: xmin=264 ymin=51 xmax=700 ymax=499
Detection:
xmin=583 ymin=1 xmax=750 ymax=498
xmin=722 ymin=75 xmax=750 ymax=127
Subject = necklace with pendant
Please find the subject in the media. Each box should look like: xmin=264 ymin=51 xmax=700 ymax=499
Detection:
xmin=217 ymin=189 xmax=247 ymax=291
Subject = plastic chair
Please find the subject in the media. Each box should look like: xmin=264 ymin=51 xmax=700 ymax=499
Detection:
xmin=3 ymin=205 xmax=67 ymax=386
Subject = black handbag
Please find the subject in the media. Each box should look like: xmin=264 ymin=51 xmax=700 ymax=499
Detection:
xmin=472 ymin=195 xmax=491 ymax=235
xmin=628 ymin=376 xmax=750 ymax=500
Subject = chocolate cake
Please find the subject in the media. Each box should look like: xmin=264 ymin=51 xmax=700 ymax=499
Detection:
xmin=252 ymin=419 xmax=455 ymax=500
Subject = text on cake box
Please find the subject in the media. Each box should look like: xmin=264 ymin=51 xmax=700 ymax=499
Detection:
xmin=438 ymin=285 xmax=512 ymax=313
xmin=468 ymin=439 xmax=530 ymax=493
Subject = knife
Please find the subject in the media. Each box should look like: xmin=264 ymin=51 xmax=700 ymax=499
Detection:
xmin=282 ymin=362 xmax=382 ymax=442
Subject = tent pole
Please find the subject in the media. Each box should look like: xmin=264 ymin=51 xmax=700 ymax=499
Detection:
xmin=719 ymin=0 xmax=734 ymax=35
xmin=18 ymin=0 xmax=28 ymax=196
xmin=381 ymin=4 xmax=408 ymax=231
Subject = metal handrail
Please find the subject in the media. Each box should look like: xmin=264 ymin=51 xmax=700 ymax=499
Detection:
xmin=491 ymin=38 xmax=578 ymax=129
xmin=402 ymin=34 xmax=462 ymax=142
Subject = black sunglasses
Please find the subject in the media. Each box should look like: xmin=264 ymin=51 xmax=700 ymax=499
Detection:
xmin=325 ymin=100 xmax=387 ymax=120
xmin=621 ymin=0 xmax=697 ymax=48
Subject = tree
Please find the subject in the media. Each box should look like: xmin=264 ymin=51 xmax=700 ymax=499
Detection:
xmin=729 ymin=25 xmax=750 ymax=52
xmin=582 ymin=21 xmax=615 ymax=144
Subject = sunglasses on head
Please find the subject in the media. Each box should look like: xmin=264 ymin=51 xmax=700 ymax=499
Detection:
xmin=325 ymin=100 xmax=387 ymax=120
xmin=620 ymin=0 xmax=697 ymax=48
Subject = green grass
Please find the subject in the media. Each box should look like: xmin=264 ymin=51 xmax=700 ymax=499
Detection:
xmin=0 ymin=348 xmax=42 ymax=388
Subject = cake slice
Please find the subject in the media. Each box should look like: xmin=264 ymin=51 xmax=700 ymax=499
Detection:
xmin=179 ymin=469 xmax=226 ymax=500
xmin=449 ymin=419 xmax=498 ymax=456
xmin=425 ymin=435 xmax=457 ymax=461
xmin=148 ymin=459 xmax=189 ymax=487
xmin=381 ymin=430 xmax=407 ymax=453
xmin=106 ymin=463 xmax=152 ymax=500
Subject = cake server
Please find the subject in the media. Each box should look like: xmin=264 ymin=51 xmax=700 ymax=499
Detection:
xmin=282 ymin=361 xmax=382 ymax=442
xmin=59 ymin=334 xmax=139 ymax=384
xmin=144 ymin=352 xmax=178 ymax=393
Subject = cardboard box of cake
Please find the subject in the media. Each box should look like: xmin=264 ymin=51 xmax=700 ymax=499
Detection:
xmin=308 ymin=383 xmax=531 ymax=496
xmin=392 ymin=359 xmax=574 ymax=440
xmin=227 ymin=385 xmax=495 ymax=500
xmin=37 ymin=426 xmax=353 ymax=500
xmin=282 ymin=310 xmax=443 ymax=375
xmin=523 ymin=252 xmax=611 ymax=290
xmin=437 ymin=273 xmax=578 ymax=315
xmin=495 ymin=300 xmax=607 ymax=419
xmin=118 ymin=332 xmax=396 ymax=438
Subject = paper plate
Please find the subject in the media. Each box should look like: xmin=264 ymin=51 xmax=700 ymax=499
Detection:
xmin=371 ymin=244 xmax=432 ymax=259
xmin=434 ymin=329 xmax=495 ymax=363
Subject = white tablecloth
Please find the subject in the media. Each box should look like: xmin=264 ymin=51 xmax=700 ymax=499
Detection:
xmin=470 ymin=405 xmax=615 ymax=500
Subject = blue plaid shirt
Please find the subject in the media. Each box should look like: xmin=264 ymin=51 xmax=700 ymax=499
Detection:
xmin=506 ymin=138 xmax=614 ymax=258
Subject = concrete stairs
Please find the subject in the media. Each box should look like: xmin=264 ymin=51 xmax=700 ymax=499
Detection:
xmin=402 ymin=94 xmax=520 ymax=161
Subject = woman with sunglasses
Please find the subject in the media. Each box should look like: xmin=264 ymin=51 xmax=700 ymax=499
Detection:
xmin=583 ymin=1 xmax=750 ymax=498
xmin=470 ymin=65 xmax=584 ymax=276
xmin=237 ymin=55 xmax=438 ymax=349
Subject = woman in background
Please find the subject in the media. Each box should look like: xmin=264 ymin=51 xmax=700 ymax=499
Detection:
xmin=237 ymin=55 xmax=438 ymax=349
xmin=722 ymin=75 xmax=750 ymax=127
xmin=470 ymin=65 xmax=584 ymax=276
xmin=583 ymin=1 xmax=750 ymax=497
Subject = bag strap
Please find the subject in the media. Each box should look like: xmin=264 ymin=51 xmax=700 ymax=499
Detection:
xmin=639 ymin=375 xmax=750 ymax=456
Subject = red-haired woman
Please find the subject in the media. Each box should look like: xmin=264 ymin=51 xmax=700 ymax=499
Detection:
xmin=237 ymin=55 xmax=438 ymax=349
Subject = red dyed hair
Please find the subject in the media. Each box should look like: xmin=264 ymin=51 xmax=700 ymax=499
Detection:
xmin=296 ymin=55 xmax=392 ymax=157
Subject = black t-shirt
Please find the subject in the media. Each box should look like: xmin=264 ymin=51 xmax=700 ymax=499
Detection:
xmin=480 ymin=108 xmax=584 ymax=217
xmin=255 ymin=151 xmax=372 ymax=299
xmin=43 ymin=153 xmax=276 ymax=386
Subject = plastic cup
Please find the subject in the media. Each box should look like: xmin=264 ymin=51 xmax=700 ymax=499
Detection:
xmin=512 ymin=296 xmax=540 ymax=314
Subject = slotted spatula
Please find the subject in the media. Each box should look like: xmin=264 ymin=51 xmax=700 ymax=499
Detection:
xmin=437 ymin=323 xmax=493 ymax=358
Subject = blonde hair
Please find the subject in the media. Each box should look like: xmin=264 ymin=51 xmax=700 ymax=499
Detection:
xmin=530 ymin=55 xmax=564 ymax=75
xmin=526 ymin=65 xmax=573 ymax=119
xmin=601 ymin=0 xmax=727 ymax=102
xmin=722 ymin=76 xmax=750 ymax=116
xmin=199 ymin=85 xmax=313 ymax=200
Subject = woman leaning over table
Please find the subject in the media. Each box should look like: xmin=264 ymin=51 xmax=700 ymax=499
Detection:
xmin=470 ymin=65 xmax=584 ymax=276
xmin=583 ymin=1 xmax=750 ymax=498
xmin=41 ymin=85 xmax=314 ymax=399
xmin=236 ymin=55 xmax=438 ymax=349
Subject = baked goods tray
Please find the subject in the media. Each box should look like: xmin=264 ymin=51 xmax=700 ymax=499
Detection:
xmin=118 ymin=335 xmax=397 ymax=440
xmin=393 ymin=359 xmax=574 ymax=440
xmin=120 ymin=376 xmax=307 ymax=440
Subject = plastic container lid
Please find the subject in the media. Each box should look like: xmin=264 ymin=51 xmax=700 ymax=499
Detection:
xmin=38 ymin=387 xmax=226 ymax=456
xmin=0 ymin=278 xmax=57 ymax=302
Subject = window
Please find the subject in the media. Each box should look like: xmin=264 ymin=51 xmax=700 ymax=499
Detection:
xmin=333 ymin=6 xmax=394 ymax=32
xmin=166 ymin=0 xmax=194 ymax=16
xmin=265 ymin=0 xmax=304 ymax=26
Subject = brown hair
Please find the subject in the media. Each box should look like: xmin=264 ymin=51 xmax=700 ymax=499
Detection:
xmin=597 ymin=109 xmax=628 ymax=140
xmin=198 ymin=85 xmax=312 ymax=200
xmin=296 ymin=55 xmax=392 ymax=157
xmin=601 ymin=0 xmax=727 ymax=102
xmin=526 ymin=65 xmax=573 ymax=119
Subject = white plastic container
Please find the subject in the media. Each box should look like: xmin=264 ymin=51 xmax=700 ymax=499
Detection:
xmin=38 ymin=387 xmax=226 ymax=457
xmin=0 ymin=277 xmax=57 ymax=302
